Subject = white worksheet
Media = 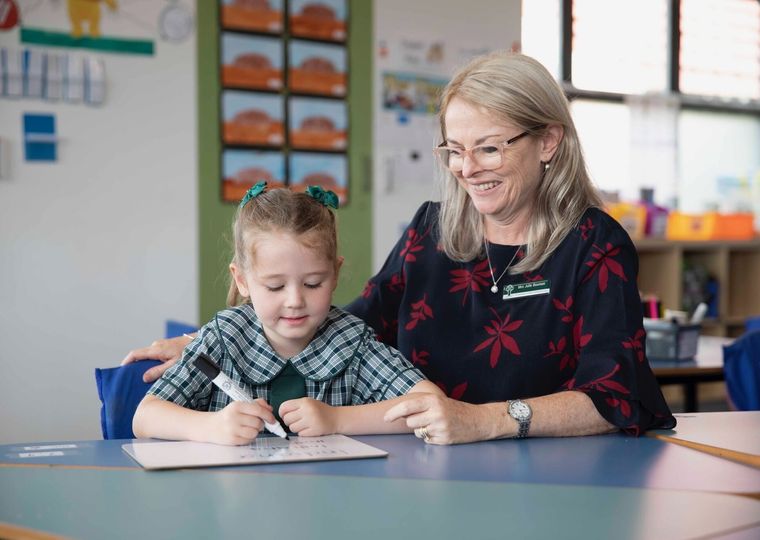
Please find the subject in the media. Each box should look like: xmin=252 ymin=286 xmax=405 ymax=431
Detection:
xmin=122 ymin=435 xmax=388 ymax=470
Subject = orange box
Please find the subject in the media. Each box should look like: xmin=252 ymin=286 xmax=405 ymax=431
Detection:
xmin=666 ymin=212 xmax=755 ymax=240
xmin=607 ymin=202 xmax=647 ymax=239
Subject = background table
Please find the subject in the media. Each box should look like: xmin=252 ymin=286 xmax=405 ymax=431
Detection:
xmin=650 ymin=335 xmax=730 ymax=411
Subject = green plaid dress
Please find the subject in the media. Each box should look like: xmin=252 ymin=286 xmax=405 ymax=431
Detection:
xmin=148 ymin=304 xmax=425 ymax=412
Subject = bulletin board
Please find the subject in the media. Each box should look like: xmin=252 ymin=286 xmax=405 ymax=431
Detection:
xmin=218 ymin=0 xmax=350 ymax=205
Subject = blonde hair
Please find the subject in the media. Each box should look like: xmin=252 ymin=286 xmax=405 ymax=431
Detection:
xmin=227 ymin=188 xmax=338 ymax=306
xmin=437 ymin=51 xmax=602 ymax=273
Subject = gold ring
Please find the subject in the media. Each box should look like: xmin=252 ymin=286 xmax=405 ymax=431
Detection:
xmin=420 ymin=427 xmax=431 ymax=443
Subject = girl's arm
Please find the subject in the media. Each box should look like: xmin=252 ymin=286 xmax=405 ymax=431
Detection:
xmin=133 ymin=394 xmax=277 ymax=445
xmin=279 ymin=380 xmax=443 ymax=437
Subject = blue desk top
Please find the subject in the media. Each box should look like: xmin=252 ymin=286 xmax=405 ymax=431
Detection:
xmin=3 ymin=431 xmax=760 ymax=540
xmin=3 ymin=430 xmax=760 ymax=496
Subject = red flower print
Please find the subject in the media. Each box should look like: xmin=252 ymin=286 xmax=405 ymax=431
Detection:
xmin=399 ymin=227 xmax=429 ymax=262
xmin=582 ymin=242 xmax=628 ymax=293
xmin=544 ymin=335 xmax=571 ymax=370
xmin=411 ymin=348 xmax=430 ymax=366
xmin=473 ymin=307 xmax=523 ymax=368
xmin=436 ymin=381 xmax=468 ymax=400
xmin=562 ymin=364 xmax=631 ymax=396
xmin=552 ymin=295 xmax=574 ymax=324
xmin=523 ymin=273 xmax=544 ymax=282
xmin=387 ymin=272 xmax=406 ymax=293
xmin=380 ymin=316 xmax=398 ymax=345
xmin=405 ymin=294 xmax=433 ymax=330
xmin=361 ymin=281 xmax=375 ymax=299
xmin=579 ymin=217 xmax=595 ymax=240
xmin=449 ymin=260 xmax=491 ymax=305
xmin=622 ymin=329 xmax=646 ymax=363
xmin=606 ymin=397 xmax=632 ymax=418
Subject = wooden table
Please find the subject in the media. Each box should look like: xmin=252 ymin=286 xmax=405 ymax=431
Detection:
xmin=650 ymin=335 xmax=731 ymax=412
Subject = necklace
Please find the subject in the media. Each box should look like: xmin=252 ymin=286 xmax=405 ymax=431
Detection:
xmin=484 ymin=240 xmax=520 ymax=294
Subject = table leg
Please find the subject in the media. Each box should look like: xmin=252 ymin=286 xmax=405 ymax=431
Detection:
xmin=683 ymin=383 xmax=698 ymax=412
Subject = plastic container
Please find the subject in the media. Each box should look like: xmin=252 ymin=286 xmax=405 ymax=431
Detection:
xmin=666 ymin=212 xmax=755 ymax=241
xmin=644 ymin=319 xmax=701 ymax=362
xmin=608 ymin=203 xmax=647 ymax=240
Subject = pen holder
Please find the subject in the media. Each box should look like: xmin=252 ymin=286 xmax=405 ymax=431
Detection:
xmin=644 ymin=319 xmax=701 ymax=362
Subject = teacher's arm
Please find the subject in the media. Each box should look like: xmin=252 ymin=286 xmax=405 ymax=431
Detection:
xmin=121 ymin=334 xmax=196 ymax=382
xmin=384 ymin=390 xmax=616 ymax=445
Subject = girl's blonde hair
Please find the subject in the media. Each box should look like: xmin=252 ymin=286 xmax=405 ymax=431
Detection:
xmin=227 ymin=188 xmax=338 ymax=306
xmin=437 ymin=51 xmax=602 ymax=273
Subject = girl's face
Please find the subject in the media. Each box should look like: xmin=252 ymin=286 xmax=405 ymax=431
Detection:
xmin=442 ymin=97 xmax=550 ymax=224
xmin=230 ymin=231 xmax=340 ymax=358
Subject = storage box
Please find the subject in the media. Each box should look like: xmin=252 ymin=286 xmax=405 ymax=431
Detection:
xmin=608 ymin=203 xmax=647 ymax=240
xmin=644 ymin=319 xmax=701 ymax=362
xmin=666 ymin=212 xmax=755 ymax=241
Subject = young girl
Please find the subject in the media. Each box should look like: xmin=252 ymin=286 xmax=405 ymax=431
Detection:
xmin=133 ymin=182 xmax=441 ymax=445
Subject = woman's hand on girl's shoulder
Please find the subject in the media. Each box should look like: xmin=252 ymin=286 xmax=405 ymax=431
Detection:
xmin=121 ymin=334 xmax=193 ymax=383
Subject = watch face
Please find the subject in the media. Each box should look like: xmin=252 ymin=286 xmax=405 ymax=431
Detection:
xmin=510 ymin=400 xmax=531 ymax=420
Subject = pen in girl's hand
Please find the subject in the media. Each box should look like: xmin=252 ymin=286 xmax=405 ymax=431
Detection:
xmin=193 ymin=353 xmax=289 ymax=440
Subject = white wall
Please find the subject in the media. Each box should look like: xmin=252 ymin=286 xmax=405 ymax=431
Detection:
xmin=0 ymin=4 xmax=198 ymax=443
xmin=372 ymin=0 xmax=521 ymax=270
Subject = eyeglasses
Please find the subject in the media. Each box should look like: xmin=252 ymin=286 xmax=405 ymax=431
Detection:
xmin=433 ymin=130 xmax=533 ymax=172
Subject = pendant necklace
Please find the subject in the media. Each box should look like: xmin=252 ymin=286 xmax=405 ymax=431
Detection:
xmin=484 ymin=240 xmax=520 ymax=294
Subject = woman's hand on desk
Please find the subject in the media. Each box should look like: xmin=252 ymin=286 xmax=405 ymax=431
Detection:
xmin=384 ymin=394 xmax=506 ymax=445
xmin=121 ymin=334 xmax=194 ymax=382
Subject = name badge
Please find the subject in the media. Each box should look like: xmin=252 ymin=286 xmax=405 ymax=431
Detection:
xmin=502 ymin=279 xmax=551 ymax=300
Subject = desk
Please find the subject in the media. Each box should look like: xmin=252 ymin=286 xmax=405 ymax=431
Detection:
xmin=650 ymin=411 xmax=760 ymax=469
xmin=650 ymin=335 xmax=730 ymax=412
xmin=2 ymin=421 xmax=760 ymax=539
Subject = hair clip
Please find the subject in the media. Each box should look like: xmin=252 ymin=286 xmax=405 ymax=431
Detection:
xmin=305 ymin=185 xmax=339 ymax=210
xmin=239 ymin=181 xmax=267 ymax=208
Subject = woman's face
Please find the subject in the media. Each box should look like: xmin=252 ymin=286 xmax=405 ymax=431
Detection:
xmin=442 ymin=97 xmax=545 ymax=222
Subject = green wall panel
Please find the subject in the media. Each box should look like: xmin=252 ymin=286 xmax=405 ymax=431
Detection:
xmin=197 ymin=1 xmax=373 ymax=323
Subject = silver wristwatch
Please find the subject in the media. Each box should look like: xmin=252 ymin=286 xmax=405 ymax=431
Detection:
xmin=507 ymin=400 xmax=532 ymax=439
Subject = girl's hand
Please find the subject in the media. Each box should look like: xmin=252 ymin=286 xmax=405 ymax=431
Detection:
xmin=207 ymin=399 xmax=276 ymax=446
xmin=121 ymin=335 xmax=194 ymax=383
xmin=279 ymin=398 xmax=337 ymax=437
xmin=383 ymin=393 xmax=500 ymax=445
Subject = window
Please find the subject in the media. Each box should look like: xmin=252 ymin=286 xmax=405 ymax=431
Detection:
xmin=522 ymin=0 xmax=760 ymax=212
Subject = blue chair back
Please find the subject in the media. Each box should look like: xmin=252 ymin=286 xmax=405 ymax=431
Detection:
xmin=723 ymin=330 xmax=760 ymax=411
xmin=95 ymin=360 xmax=162 ymax=439
xmin=745 ymin=315 xmax=760 ymax=334
xmin=95 ymin=320 xmax=198 ymax=439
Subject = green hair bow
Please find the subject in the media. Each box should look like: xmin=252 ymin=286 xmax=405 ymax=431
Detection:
xmin=239 ymin=181 xmax=267 ymax=208
xmin=305 ymin=185 xmax=339 ymax=209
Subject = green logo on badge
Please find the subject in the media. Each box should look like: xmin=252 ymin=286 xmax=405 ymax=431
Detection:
xmin=502 ymin=279 xmax=551 ymax=300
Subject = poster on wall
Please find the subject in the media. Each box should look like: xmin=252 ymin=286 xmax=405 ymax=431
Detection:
xmin=288 ymin=0 xmax=346 ymax=42
xmin=221 ymin=33 xmax=283 ymax=91
xmin=288 ymin=40 xmax=346 ymax=97
xmin=288 ymin=97 xmax=346 ymax=151
xmin=222 ymin=149 xmax=286 ymax=203
xmin=222 ymin=90 xmax=284 ymax=147
xmin=220 ymin=0 xmax=283 ymax=34
xmin=14 ymin=0 xmax=190 ymax=55
xmin=289 ymin=152 xmax=348 ymax=205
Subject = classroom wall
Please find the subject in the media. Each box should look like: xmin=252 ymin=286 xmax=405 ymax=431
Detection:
xmin=0 ymin=4 xmax=198 ymax=443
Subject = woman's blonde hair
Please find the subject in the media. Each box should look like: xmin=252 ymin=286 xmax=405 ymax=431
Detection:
xmin=227 ymin=188 xmax=338 ymax=306
xmin=437 ymin=51 xmax=602 ymax=273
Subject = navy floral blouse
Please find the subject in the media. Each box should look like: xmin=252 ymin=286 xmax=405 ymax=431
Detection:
xmin=346 ymin=202 xmax=676 ymax=435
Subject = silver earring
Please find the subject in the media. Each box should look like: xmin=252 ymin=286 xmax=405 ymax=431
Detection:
xmin=543 ymin=162 xmax=550 ymax=172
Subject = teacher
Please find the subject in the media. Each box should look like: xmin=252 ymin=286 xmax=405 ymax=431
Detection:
xmin=124 ymin=51 xmax=675 ymax=444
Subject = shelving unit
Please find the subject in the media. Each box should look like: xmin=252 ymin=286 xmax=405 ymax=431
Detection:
xmin=635 ymin=238 xmax=760 ymax=337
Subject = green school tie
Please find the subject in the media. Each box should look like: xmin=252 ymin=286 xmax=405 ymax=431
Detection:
xmin=269 ymin=362 xmax=307 ymax=424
